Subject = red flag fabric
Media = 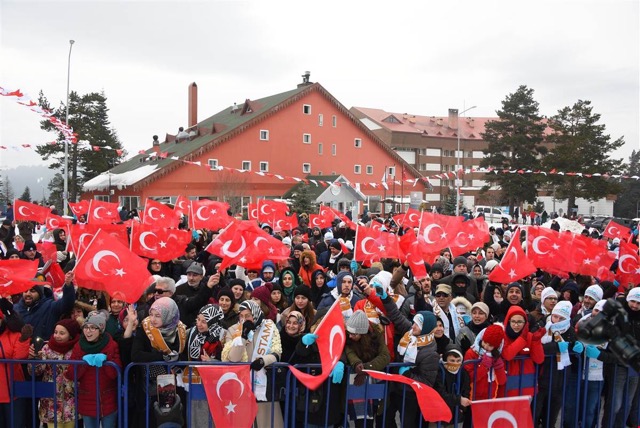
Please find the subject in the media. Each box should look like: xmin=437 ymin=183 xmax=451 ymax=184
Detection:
xmin=489 ymin=231 xmax=536 ymax=284
xmin=190 ymin=200 xmax=233 ymax=231
xmin=68 ymin=223 xmax=98 ymax=259
xmin=257 ymin=199 xmax=289 ymax=221
xmin=73 ymin=229 xmax=154 ymax=303
xmin=0 ymin=259 xmax=40 ymax=295
xmin=449 ymin=217 xmax=490 ymax=257
xmin=393 ymin=208 xmax=422 ymax=229
xmin=130 ymin=223 xmax=193 ymax=262
xmin=526 ymin=226 xmax=573 ymax=277
xmin=87 ymin=200 xmax=121 ymax=225
xmin=418 ymin=212 xmax=463 ymax=255
xmin=603 ymin=220 xmax=631 ymax=241
xmin=68 ymin=200 xmax=90 ymax=217
xmin=38 ymin=241 xmax=58 ymax=264
xmin=309 ymin=213 xmax=332 ymax=229
xmin=289 ymin=300 xmax=346 ymax=390
xmin=571 ymin=234 xmax=615 ymax=277
xmin=354 ymin=225 xmax=402 ymax=263
xmin=617 ymin=241 xmax=640 ymax=289
xmin=247 ymin=203 xmax=258 ymax=221
xmin=328 ymin=206 xmax=357 ymax=230
xmin=199 ymin=365 xmax=258 ymax=428
xmin=13 ymin=199 xmax=51 ymax=223
xmin=142 ymin=198 xmax=180 ymax=229
xmin=398 ymin=229 xmax=427 ymax=279
xmin=174 ymin=195 xmax=190 ymax=217
xmin=271 ymin=211 xmax=297 ymax=232
xmin=364 ymin=370 xmax=452 ymax=423
xmin=45 ymin=214 xmax=72 ymax=236
xmin=43 ymin=261 xmax=66 ymax=289
xmin=471 ymin=395 xmax=533 ymax=428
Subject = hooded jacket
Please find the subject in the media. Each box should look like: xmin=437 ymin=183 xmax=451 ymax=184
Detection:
xmin=298 ymin=250 xmax=325 ymax=287
xmin=14 ymin=283 xmax=76 ymax=339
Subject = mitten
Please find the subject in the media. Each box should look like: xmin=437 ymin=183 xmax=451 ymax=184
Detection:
xmin=398 ymin=366 xmax=411 ymax=375
xmin=557 ymin=341 xmax=569 ymax=353
xmin=163 ymin=350 xmax=179 ymax=362
xmin=493 ymin=357 xmax=505 ymax=371
xmin=19 ymin=324 xmax=33 ymax=342
xmin=331 ymin=361 xmax=345 ymax=384
xmin=241 ymin=321 xmax=255 ymax=340
xmin=250 ymin=358 xmax=265 ymax=371
xmin=572 ymin=341 xmax=584 ymax=354
xmin=353 ymin=371 xmax=368 ymax=386
xmin=56 ymin=251 xmax=68 ymax=263
xmin=530 ymin=327 xmax=546 ymax=342
xmin=585 ymin=345 xmax=601 ymax=359
xmin=83 ymin=353 xmax=107 ymax=367
xmin=350 ymin=260 xmax=359 ymax=275
xmin=354 ymin=363 xmax=364 ymax=373
xmin=302 ymin=333 xmax=318 ymax=346
xmin=374 ymin=282 xmax=388 ymax=300
xmin=480 ymin=354 xmax=493 ymax=369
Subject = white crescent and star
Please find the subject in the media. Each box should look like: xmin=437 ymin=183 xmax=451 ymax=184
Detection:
xmin=531 ymin=236 xmax=551 ymax=255
xmin=423 ymin=224 xmax=444 ymax=244
xmin=455 ymin=231 xmax=470 ymax=248
xmin=215 ymin=372 xmax=245 ymax=414
xmin=260 ymin=204 xmax=271 ymax=216
xmin=93 ymin=206 xmax=107 ymax=220
xmin=92 ymin=250 xmax=121 ymax=274
xmin=487 ymin=410 xmax=518 ymax=428
xmin=222 ymin=237 xmax=247 ymax=258
xmin=328 ymin=324 xmax=345 ymax=364
xmin=147 ymin=207 xmax=160 ymax=221
xmin=408 ymin=212 xmax=419 ymax=223
xmin=196 ymin=206 xmax=210 ymax=221
xmin=18 ymin=206 xmax=32 ymax=217
xmin=619 ymin=254 xmax=636 ymax=274
xmin=360 ymin=237 xmax=375 ymax=255
xmin=139 ymin=231 xmax=157 ymax=251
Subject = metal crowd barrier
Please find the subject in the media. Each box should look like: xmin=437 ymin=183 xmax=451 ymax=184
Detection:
xmin=2 ymin=352 xmax=640 ymax=427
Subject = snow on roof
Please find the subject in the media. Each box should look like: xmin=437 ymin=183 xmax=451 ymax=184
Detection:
xmin=82 ymin=164 xmax=159 ymax=191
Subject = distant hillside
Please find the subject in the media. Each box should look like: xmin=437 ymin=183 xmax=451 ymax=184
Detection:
xmin=2 ymin=165 xmax=57 ymax=202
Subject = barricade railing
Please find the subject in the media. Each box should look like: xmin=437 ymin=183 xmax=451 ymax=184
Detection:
xmin=3 ymin=351 xmax=640 ymax=427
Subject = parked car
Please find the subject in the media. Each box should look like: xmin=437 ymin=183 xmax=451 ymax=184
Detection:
xmin=474 ymin=206 xmax=512 ymax=223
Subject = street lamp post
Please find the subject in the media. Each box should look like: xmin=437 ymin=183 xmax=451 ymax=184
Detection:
xmin=455 ymin=105 xmax=477 ymax=216
xmin=63 ymin=39 xmax=75 ymax=216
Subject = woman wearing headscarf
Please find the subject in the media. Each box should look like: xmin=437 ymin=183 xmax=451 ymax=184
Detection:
xmin=279 ymin=311 xmax=306 ymax=363
xmin=222 ymin=300 xmax=283 ymax=428
xmin=309 ymin=269 xmax=329 ymax=308
xmin=280 ymin=286 xmax=316 ymax=333
xmin=65 ymin=310 xmax=122 ymax=428
xmin=251 ymin=282 xmax=278 ymax=323
xmin=278 ymin=267 xmax=300 ymax=306
xmin=131 ymin=297 xmax=187 ymax=428
xmin=52 ymin=228 xmax=71 ymax=269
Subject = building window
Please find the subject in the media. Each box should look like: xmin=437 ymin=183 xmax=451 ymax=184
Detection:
xmin=259 ymin=161 xmax=269 ymax=172
xmin=259 ymin=130 xmax=269 ymax=141
xmin=242 ymin=161 xmax=251 ymax=171
xmin=332 ymin=144 xmax=337 ymax=156
xmin=119 ymin=196 xmax=140 ymax=212
xmin=354 ymin=165 xmax=361 ymax=174
xmin=388 ymin=166 xmax=396 ymax=177
xmin=467 ymin=151 xmax=473 ymax=158
xmin=303 ymin=133 xmax=311 ymax=144
xmin=444 ymin=165 xmax=449 ymax=172
xmin=95 ymin=195 xmax=110 ymax=202
xmin=208 ymin=159 xmax=218 ymax=170
xmin=302 ymin=163 xmax=311 ymax=174
xmin=354 ymin=138 xmax=362 ymax=148
xmin=303 ymin=104 xmax=311 ymax=115
xmin=366 ymin=165 xmax=373 ymax=175
xmin=332 ymin=115 xmax=337 ymax=127
xmin=318 ymin=114 xmax=323 ymax=126
xmin=318 ymin=143 xmax=323 ymax=155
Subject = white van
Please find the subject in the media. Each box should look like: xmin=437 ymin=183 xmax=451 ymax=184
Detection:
xmin=474 ymin=206 xmax=512 ymax=223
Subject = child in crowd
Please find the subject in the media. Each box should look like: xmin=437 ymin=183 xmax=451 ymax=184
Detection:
xmin=464 ymin=324 xmax=507 ymax=400
xmin=435 ymin=344 xmax=471 ymax=427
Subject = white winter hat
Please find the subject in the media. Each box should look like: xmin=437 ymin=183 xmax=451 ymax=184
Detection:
xmin=552 ymin=301 xmax=573 ymax=320
xmin=584 ymin=285 xmax=603 ymax=302
xmin=541 ymin=287 xmax=557 ymax=303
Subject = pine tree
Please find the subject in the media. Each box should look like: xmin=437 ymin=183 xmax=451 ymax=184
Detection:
xmin=614 ymin=150 xmax=640 ymax=218
xmin=36 ymin=90 xmax=124 ymax=203
xmin=0 ymin=176 xmax=15 ymax=206
xmin=480 ymin=85 xmax=547 ymax=215
xmin=442 ymin=190 xmax=457 ymax=215
xmin=290 ymin=184 xmax=315 ymax=215
xmin=543 ymin=100 xmax=624 ymax=212
xmin=20 ymin=187 xmax=32 ymax=203
xmin=47 ymin=173 xmax=64 ymax=212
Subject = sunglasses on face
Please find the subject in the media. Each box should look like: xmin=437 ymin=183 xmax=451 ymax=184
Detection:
xmin=154 ymin=289 xmax=170 ymax=294
xmin=435 ymin=293 xmax=450 ymax=298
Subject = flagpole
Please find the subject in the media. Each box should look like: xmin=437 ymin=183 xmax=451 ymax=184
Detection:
xmin=401 ymin=164 xmax=405 ymax=213
xmin=392 ymin=164 xmax=396 ymax=214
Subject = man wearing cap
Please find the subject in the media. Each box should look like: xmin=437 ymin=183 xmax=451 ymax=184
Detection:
xmin=530 ymin=286 xmax=558 ymax=329
xmin=400 ymin=273 xmax=435 ymax=319
xmin=175 ymin=262 xmax=206 ymax=298
xmin=440 ymin=256 xmax=479 ymax=302
xmin=13 ymin=271 xmax=76 ymax=340
xmin=318 ymin=239 xmax=343 ymax=278
xmin=19 ymin=240 xmax=45 ymax=268
xmin=573 ymin=284 xmax=603 ymax=323
xmin=433 ymin=284 xmax=465 ymax=344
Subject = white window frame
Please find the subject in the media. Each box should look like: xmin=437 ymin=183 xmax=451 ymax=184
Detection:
xmin=259 ymin=130 xmax=269 ymax=141
xmin=208 ymin=159 xmax=218 ymax=170
xmin=303 ymin=104 xmax=311 ymax=115
xmin=354 ymin=138 xmax=362 ymax=148
xmin=354 ymin=164 xmax=362 ymax=174
xmin=318 ymin=143 xmax=323 ymax=155
xmin=242 ymin=160 xmax=251 ymax=171
xmin=303 ymin=133 xmax=312 ymax=144
xmin=366 ymin=165 xmax=373 ymax=175
xmin=259 ymin=161 xmax=269 ymax=172
xmin=302 ymin=163 xmax=311 ymax=174
xmin=388 ymin=166 xmax=396 ymax=177
xmin=332 ymin=115 xmax=337 ymax=127
xmin=331 ymin=144 xmax=337 ymax=156
xmin=318 ymin=114 xmax=323 ymax=126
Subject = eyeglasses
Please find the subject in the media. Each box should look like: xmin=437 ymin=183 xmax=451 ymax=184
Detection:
xmin=435 ymin=293 xmax=450 ymax=298
xmin=154 ymin=289 xmax=170 ymax=294
xmin=83 ymin=325 xmax=99 ymax=331
xmin=510 ymin=320 xmax=526 ymax=325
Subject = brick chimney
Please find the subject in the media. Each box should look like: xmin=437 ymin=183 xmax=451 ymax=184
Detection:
xmin=448 ymin=108 xmax=459 ymax=130
xmin=188 ymin=82 xmax=198 ymax=128
xmin=152 ymin=135 xmax=160 ymax=155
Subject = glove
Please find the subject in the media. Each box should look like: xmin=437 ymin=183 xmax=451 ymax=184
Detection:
xmin=530 ymin=327 xmax=547 ymax=342
xmin=557 ymin=341 xmax=569 ymax=353
xmin=56 ymin=251 xmax=68 ymax=263
xmin=20 ymin=324 xmax=34 ymax=342
xmin=354 ymin=363 xmax=364 ymax=374
xmin=331 ymin=361 xmax=345 ymax=384
xmin=302 ymin=333 xmax=318 ymax=346
xmin=481 ymin=354 xmax=493 ymax=369
xmin=585 ymin=345 xmax=601 ymax=359
xmin=83 ymin=353 xmax=107 ymax=367
xmin=373 ymin=282 xmax=388 ymax=300
xmin=572 ymin=341 xmax=584 ymax=354
xmin=163 ymin=350 xmax=179 ymax=363
xmin=0 ymin=297 xmax=14 ymax=315
xmin=493 ymin=357 xmax=505 ymax=371
xmin=398 ymin=366 xmax=411 ymax=376
xmin=250 ymin=358 xmax=265 ymax=371
xmin=350 ymin=260 xmax=359 ymax=275
xmin=192 ymin=229 xmax=199 ymax=240
xmin=353 ymin=371 xmax=368 ymax=386
xmin=241 ymin=321 xmax=255 ymax=340
xmin=153 ymin=395 xmax=185 ymax=426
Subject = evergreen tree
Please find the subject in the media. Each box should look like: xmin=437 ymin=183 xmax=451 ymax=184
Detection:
xmin=442 ymin=190 xmax=457 ymax=215
xmin=20 ymin=186 xmax=32 ymax=203
xmin=480 ymin=85 xmax=547 ymax=215
xmin=290 ymin=184 xmax=315 ymax=215
xmin=542 ymin=100 xmax=624 ymax=213
xmin=36 ymin=90 xmax=124 ymax=203
xmin=614 ymin=150 xmax=640 ymax=218
xmin=47 ymin=173 xmax=64 ymax=212
xmin=0 ymin=176 xmax=15 ymax=206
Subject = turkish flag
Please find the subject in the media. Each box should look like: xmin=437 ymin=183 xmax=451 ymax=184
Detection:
xmin=399 ymin=229 xmax=427 ymax=279
xmin=271 ymin=212 xmax=297 ymax=232
xmin=130 ymin=223 xmax=193 ymax=262
xmin=68 ymin=223 xmax=97 ymax=258
xmin=309 ymin=213 xmax=332 ymax=229
xmin=142 ymin=199 xmax=180 ymax=229
xmin=13 ymin=199 xmax=51 ymax=223
xmin=364 ymin=370 xmax=452 ymax=423
xmin=73 ymin=229 xmax=154 ymax=303
xmin=289 ymin=300 xmax=345 ymax=390
xmin=43 ymin=262 xmax=66 ymax=289
xmin=450 ymin=217 xmax=490 ymax=257
xmin=190 ymin=200 xmax=234 ymax=231
xmin=0 ymin=259 xmax=40 ymax=295
xmin=87 ymin=200 xmax=121 ymax=225
xmin=68 ymin=200 xmax=90 ymax=217
xmin=617 ymin=241 xmax=640 ymax=289
xmin=328 ymin=206 xmax=357 ymax=230
xmin=44 ymin=214 xmax=72 ymax=236
xmin=247 ymin=203 xmax=258 ymax=221
xmin=471 ymin=395 xmax=533 ymax=428
xmin=571 ymin=234 xmax=615 ymax=277
xmin=418 ymin=212 xmax=463 ymax=255
xmin=174 ymin=195 xmax=190 ymax=217
xmin=603 ymin=220 xmax=631 ymax=241
xmin=256 ymin=199 xmax=289 ymax=228
xmin=526 ymin=226 xmax=571 ymax=277
xmin=354 ymin=225 xmax=402 ymax=263
xmin=38 ymin=241 xmax=58 ymax=264
xmin=393 ymin=208 xmax=422 ymax=229
xmin=489 ymin=231 xmax=536 ymax=283
xmin=199 ymin=365 xmax=258 ymax=428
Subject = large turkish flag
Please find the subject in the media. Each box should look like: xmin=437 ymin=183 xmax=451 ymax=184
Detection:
xmin=471 ymin=395 xmax=533 ymax=428
xmin=199 ymin=365 xmax=258 ymax=428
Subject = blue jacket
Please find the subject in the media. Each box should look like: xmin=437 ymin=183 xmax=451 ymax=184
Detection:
xmin=14 ymin=284 xmax=76 ymax=339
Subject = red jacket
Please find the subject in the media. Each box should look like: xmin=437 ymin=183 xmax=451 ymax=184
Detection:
xmin=499 ymin=305 xmax=545 ymax=397
xmin=0 ymin=329 xmax=30 ymax=403
xmin=299 ymin=250 xmax=325 ymax=287
xmin=65 ymin=335 xmax=122 ymax=417
xmin=464 ymin=347 xmax=507 ymax=400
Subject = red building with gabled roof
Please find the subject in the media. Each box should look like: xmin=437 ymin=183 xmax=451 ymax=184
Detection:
xmin=82 ymin=73 xmax=426 ymax=217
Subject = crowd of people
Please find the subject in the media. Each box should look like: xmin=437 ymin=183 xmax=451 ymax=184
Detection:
xmin=0 ymin=204 xmax=639 ymax=428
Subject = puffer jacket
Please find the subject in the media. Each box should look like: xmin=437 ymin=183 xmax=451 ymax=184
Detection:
xmin=299 ymin=250 xmax=325 ymax=287
xmin=0 ymin=328 xmax=30 ymax=403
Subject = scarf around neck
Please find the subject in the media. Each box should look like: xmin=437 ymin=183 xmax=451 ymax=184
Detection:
xmin=79 ymin=333 xmax=110 ymax=354
xmin=47 ymin=334 xmax=79 ymax=355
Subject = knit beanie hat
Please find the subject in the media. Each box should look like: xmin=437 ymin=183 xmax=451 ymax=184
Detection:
xmin=471 ymin=302 xmax=490 ymax=318
xmin=482 ymin=324 xmax=504 ymax=349
xmin=228 ymin=278 xmax=246 ymax=290
xmin=541 ymin=287 xmax=557 ymax=302
xmin=453 ymin=256 xmax=468 ymax=268
xmin=413 ymin=310 xmax=437 ymax=335
xmin=251 ymin=282 xmax=274 ymax=306
xmin=329 ymin=240 xmax=342 ymax=251
xmin=484 ymin=260 xmax=499 ymax=272
xmin=84 ymin=310 xmax=107 ymax=334
xmin=271 ymin=283 xmax=283 ymax=293
xmin=216 ymin=286 xmax=236 ymax=306
xmin=584 ymin=285 xmax=603 ymax=302
xmin=337 ymin=258 xmax=351 ymax=269
xmin=627 ymin=287 xmax=640 ymax=303
xmin=443 ymin=343 xmax=464 ymax=360
xmin=552 ymin=301 xmax=573 ymax=320
xmin=346 ymin=310 xmax=369 ymax=334
xmin=23 ymin=240 xmax=37 ymax=252
xmin=293 ymin=285 xmax=311 ymax=300
xmin=430 ymin=263 xmax=444 ymax=275
xmin=56 ymin=318 xmax=81 ymax=339
xmin=506 ymin=282 xmax=523 ymax=295
xmin=593 ymin=299 xmax=607 ymax=312
xmin=324 ymin=232 xmax=334 ymax=241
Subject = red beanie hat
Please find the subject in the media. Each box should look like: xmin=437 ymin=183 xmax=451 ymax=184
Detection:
xmin=482 ymin=324 xmax=504 ymax=349
xmin=56 ymin=318 xmax=81 ymax=340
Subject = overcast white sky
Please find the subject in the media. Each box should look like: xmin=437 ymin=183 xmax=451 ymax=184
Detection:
xmin=1 ymin=0 xmax=638 ymax=172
